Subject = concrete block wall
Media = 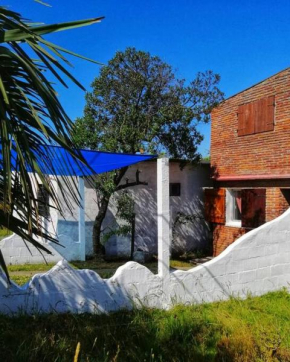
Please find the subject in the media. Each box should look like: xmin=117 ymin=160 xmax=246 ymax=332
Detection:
xmin=0 ymin=207 xmax=289 ymax=314
xmin=169 ymin=207 xmax=290 ymax=304
xmin=0 ymin=234 xmax=62 ymax=265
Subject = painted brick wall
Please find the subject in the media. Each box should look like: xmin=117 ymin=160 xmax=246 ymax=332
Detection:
xmin=211 ymin=68 xmax=290 ymax=177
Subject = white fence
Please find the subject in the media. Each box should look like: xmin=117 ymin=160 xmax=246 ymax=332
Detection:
xmin=0 ymin=207 xmax=290 ymax=315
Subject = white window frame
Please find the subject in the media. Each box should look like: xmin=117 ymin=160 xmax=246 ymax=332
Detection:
xmin=226 ymin=189 xmax=242 ymax=227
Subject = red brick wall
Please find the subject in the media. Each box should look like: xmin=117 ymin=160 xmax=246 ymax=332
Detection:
xmin=213 ymin=224 xmax=246 ymax=256
xmin=210 ymin=68 xmax=290 ymax=256
xmin=211 ymin=68 xmax=290 ymax=178
xmin=212 ymin=186 xmax=290 ymax=256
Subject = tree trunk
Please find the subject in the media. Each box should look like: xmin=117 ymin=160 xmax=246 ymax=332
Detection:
xmin=130 ymin=215 xmax=135 ymax=260
xmin=92 ymin=195 xmax=109 ymax=257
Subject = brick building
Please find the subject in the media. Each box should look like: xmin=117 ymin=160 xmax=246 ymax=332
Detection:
xmin=206 ymin=68 xmax=290 ymax=256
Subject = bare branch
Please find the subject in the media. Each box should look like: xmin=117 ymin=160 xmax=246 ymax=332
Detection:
xmin=116 ymin=169 xmax=148 ymax=191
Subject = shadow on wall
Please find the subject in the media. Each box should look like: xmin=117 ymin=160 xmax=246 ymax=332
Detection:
xmin=0 ymin=260 xmax=164 ymax=315
xmin=102 ymin=208 xmax=132 ymax=258
xmin=83 ymin=178 xmax=159 ymax=258
xmin=1 ymin=207 xmax=290 ymax=314
xmin=170 ymin=196 xmax=211 ymax=255
xmin=59 ymin=163 xmax=213 ymax=260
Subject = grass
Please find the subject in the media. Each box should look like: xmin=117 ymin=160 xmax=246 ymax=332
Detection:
xmin=0 ymin=227 xmax=12 ymax=241
xmin=0 ymin=290 xmax=290 ymax=361
xmin=170 ymin=259 xmax=193 ymax=268
xmin=7 ymin=259 xmax=194 ymax=286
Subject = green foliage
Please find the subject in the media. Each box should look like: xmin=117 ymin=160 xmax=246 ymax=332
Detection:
xmin=72 ymin=47 xmax=224 ymax=254
xmin=116 ymin=191 xmax=135 ymax=224
xmin=0 ymin=290 xmax=289 ymax=361
xmin=95 ymin=172 xmax=117 ymax=199
xmin=101 ymin=224 xmax=132 ymax=245
xmin=73 ymin=47 xmax=224 ymax=161
xmin=0 ymin=6 xmax=102 ymax=275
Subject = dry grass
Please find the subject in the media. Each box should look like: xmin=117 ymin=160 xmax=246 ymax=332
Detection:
xmin=0 ymin=290 xmax=289 ymax=361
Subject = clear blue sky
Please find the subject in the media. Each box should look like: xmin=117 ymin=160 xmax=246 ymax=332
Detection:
xmin=11 ymin=0 xmax=290 ymax=156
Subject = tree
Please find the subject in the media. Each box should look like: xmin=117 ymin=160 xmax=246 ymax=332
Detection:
xmin=73 ymin=47 xmax=224 ymax=257
xmin=102 ymin=190 xmax=136 ymax=260
xmin=0 ymin=6 xmax=103 ymax=277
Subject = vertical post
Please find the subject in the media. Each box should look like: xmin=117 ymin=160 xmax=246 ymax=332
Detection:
xmin=157 ymin=158 xmax=170 ymax=279
xmin=78 ymin=176 xmax=86 ymax=261
xmin=47 ymin=177 xmax=58 ymax=242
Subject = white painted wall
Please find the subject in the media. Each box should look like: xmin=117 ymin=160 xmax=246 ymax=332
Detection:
xmin=56 ymin=161 xmax=212 ymax=260
xmin=0 ymin=176 xmax=63 ymax=265
xmin=0 ymin=207 xmax=290 ymax=314
xmin=0 ymin=161 xmax=211 ymax=263
xmin=0 ymin=234 xmax=62 ymax=265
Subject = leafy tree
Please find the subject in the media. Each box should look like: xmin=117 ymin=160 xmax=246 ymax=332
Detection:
xmin=0 ymin=6 xmax=103 ymax=277
xmin=73 ymin=47 xmax=224 ymax=257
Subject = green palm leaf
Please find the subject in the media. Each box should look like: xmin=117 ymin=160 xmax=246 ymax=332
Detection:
xmin=0 ymin=6 xmax=104 ymax=281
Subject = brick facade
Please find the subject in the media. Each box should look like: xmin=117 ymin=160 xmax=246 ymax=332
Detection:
xmin=211 ymin=68 xmax=290 ymax=178
xmin=210 ymin=68 xmax=290 ymax=256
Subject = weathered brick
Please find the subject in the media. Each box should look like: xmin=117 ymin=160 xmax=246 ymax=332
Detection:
xmin=211 ymin=68 xmax=290 ymax=256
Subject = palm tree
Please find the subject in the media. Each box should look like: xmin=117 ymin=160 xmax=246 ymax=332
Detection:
xmin=0 ymin=6 xmax=103 ymax=278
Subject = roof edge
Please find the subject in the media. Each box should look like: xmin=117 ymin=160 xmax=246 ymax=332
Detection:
xmin=218 ymin=66 xmax=290 ymax=105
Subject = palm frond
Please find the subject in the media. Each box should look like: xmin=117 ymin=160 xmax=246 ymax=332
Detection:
xmin=0 ymin=6 xmax=103 ymax=280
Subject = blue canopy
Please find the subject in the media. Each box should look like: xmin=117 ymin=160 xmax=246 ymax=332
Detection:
xmin=7 ymin=144 xmax=156 ymax=176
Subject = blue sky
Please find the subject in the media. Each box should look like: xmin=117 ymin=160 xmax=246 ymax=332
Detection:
xmin=11 ymin=0 xmax=290 ymax=156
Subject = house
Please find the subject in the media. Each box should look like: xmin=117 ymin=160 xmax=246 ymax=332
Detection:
xmin=55 ymin=159 xmax=212 ymax=260
xmin=1 ymin=157 xmax=212 ymax=264
xmin=205 ymin=68 xmax=290 ymax=256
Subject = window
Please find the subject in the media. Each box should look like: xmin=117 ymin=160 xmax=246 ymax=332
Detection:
xmin=170 ymin=183 xmax=181 ymax=196
xmin=226 ymin=190 xmax=242 ymax=227
xmin=204 ymin=188 xmax=266 ymax=229
xmin=238 ymin=95 xmax=275 ymax=136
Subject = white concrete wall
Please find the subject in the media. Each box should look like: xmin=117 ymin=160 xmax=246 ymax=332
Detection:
xmin=56 ymin=161 xmax=212 ymax=260
xmin=0 ymin=207 xmax=290 ymax=314
xmin=0 ymin=234 xmax=62 ymax=265
xmin=5 ymin=161 xmax=211 ymax=263
xmin=0 ymin=176 xmax=64 ymax=265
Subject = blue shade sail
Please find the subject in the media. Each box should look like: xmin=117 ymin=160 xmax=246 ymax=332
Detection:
xmin=5 ymin=144 xmax=156 ymax=176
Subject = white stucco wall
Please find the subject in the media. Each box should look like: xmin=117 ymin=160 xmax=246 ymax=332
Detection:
xmin=1 ymin=160 xmax=211 ymax=264
xmin=0 ymin=207 xmax=289 ymax=315
xmin=0 ymin=176 xmax=65 ymax=265
xmin=55 ymin=161 xmax=212 ymax=260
